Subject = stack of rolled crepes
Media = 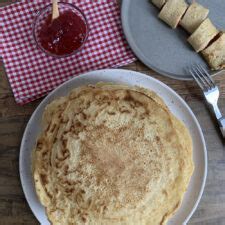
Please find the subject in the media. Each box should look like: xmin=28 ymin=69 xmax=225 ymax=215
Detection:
xmin=152 ymin=0 xmax=225 ymax=70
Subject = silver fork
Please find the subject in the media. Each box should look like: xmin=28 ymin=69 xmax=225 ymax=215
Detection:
xmin=189 ymin=64 xmax=225 ymax=138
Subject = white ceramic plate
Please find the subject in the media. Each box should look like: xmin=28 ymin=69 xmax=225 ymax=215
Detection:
xmin=20 ymin=69 xmax=207 ymax=225
xmin=121 ymin=0 xmax=225 ymax=80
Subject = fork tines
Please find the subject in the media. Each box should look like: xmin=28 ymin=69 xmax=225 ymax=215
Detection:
xmin=189 ymin=64 xmax=215 ymax=91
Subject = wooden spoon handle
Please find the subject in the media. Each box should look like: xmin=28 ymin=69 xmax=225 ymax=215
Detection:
xmin=52 ymin=0 xmax=59 ymax=21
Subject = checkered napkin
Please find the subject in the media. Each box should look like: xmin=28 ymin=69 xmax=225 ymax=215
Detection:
xmin=1 ymin=0 xmax=136 ymax=104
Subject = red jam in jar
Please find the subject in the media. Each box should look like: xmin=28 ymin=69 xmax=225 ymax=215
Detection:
xmin=38 ymin=10 xmax=87 ymax=56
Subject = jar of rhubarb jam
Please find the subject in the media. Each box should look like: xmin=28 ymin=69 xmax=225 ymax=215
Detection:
xmin=33 ymin=3 xmax=89 ymax=57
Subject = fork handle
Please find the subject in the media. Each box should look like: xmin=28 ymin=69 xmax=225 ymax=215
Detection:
xmin=209 ymin=104 xmax=225 ymax=138
xmin=219 ymin=117 xmax=225 ymax=138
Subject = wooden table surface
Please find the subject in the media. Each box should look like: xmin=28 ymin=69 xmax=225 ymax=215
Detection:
xmin=1 ymin=2 xmax=225 ymax=225
xmin=1 ymin=61 xmax=225 ymax=225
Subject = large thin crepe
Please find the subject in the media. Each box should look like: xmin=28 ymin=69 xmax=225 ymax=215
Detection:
xmin=33 ymin=84 xmax=194 ymax=225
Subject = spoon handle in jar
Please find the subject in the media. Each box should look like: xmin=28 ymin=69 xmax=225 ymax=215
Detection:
xmin=52 ymin=0 xmax=59 ymax=21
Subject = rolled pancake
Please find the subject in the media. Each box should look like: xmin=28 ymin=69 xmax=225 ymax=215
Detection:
xmin=33 ymin=84 xmax=194 ymax=225
xmin=158 ymin=0 xmax=188 ymax=29
xmin=180 ymin=2 xmax=209 ymax=33
xmin=152 ymin=0 xmax=166 ymax=9
xmin=202 ymin=33 xmax=225 ymax=70
xmin=188 ymin=18 xmax=219 ymax=52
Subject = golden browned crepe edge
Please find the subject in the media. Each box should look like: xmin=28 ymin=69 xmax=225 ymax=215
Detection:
xmin=202 ymin=32 xmax=225 ymax=70
xmin=163 ymin=115 xmax=194 ymax=224
xmin=152 ymin=0 xmax=166 ymax=9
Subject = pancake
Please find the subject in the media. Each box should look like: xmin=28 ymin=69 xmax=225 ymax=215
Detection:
xmin=33 ymin=83 xmax=194 ymax=225
xmin=202 ymin=32 xmax=225 ymax=70
xmin=180 ymin=2 xmax=209 ymax=33
xmin=187 ymin=18 xmax=219 ymax=52
xmin=152 ymin=0 xmax=166 ymax=9
xmin=158 ymin=0 xmax=188 ymax=29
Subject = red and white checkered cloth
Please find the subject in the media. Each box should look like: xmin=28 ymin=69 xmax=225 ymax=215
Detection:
xmin=1 ymin=0 xmax=136 ymax=104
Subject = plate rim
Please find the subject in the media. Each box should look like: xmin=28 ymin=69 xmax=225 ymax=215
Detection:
xmin=19 ymin=68 xmax=207 ymax=224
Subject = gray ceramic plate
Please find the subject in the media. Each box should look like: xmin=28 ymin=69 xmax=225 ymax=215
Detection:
xmin=121 ymin=0 xmax=225 ymax=80
xmin=20 ymin=69 xmax=207 ymax=225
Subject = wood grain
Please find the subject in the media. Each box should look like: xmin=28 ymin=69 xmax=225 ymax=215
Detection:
xmin=1 ymin=1 xmax=225 ymax=225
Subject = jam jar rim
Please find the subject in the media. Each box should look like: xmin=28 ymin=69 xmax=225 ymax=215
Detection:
xmin=33 ymin=2 xmax=89 ymax=58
